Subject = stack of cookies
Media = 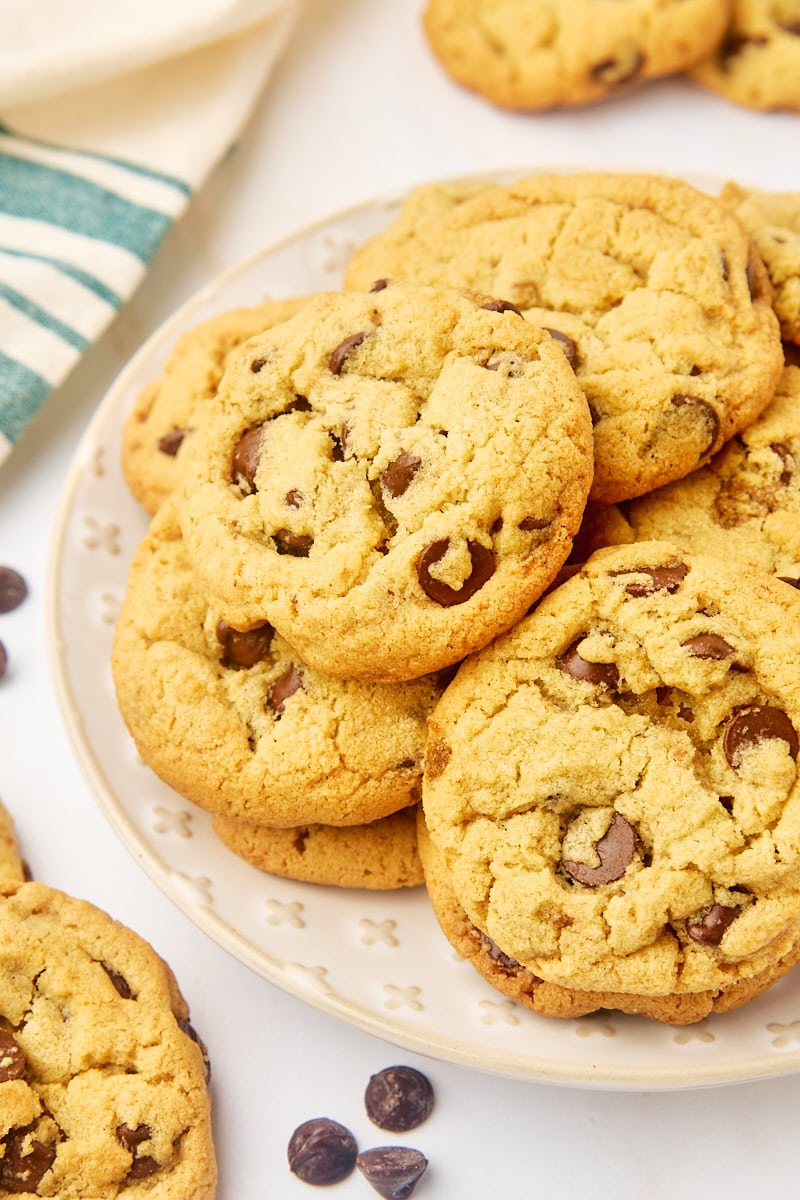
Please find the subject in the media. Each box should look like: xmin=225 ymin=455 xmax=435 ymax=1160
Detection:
xmin=0 ymin=798 xmax=216 ymax=1195
xmin=114 ymin=169 xmax=800 ymax=1024
xmin=421 ymin=0 xmax=800 ymax=113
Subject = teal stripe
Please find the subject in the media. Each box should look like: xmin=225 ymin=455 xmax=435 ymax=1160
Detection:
xmin=0 ymin=353 xmax=51 ymax=443
xmin=0 ymin=282 xmax=87 ymax=351
xmin=0 ymin=122 xmax=191 ymax=196
xmin=0 ymin=248 xmax=121 ymax=307
xmin=0 ymin=153 xmax=172 ymax=261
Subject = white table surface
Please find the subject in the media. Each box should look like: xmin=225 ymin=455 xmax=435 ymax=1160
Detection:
xmin=2 ymin=2 xmax=800 ymax=1196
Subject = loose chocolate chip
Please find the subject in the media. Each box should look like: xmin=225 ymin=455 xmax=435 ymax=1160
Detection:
xmin=590 ymin=49 xmax=644 ymax=87
xmin=370 ymin=278 xmax=389 ymax=292
xmin=288 ymin=1118 xmax=358 ymax=1186
xmin=723 ymin=705 xmax=799 ymax=768
xmin=557 ymin=641 xmax=619 ymax=689
xmin=126 ymin=1156 xmax=159 ymax=1181
xmin=0 ymin=640 xmax=7 ymax=681
xmin=268 ymin=664 xmax=303 ymax=715
xmin=784 ymin=341 xmax=800 ymax=366
xmin=329 ymin=331 xmax=368 ymax=375
xmin=274 ymin=528 xmax=313 ymax=557
xmin=0 ymin=1030 xmax=25 ymax=1082
xmin=101 ymin=962 xmax=134 ymax=999
xmin=216 ymin=619 xmax=274 ymax=668
xmin=682 ymin=633 xmax=736 ymax=661
xmin=381 ymin=451 xmax=421 ymax=498
xmin=687 ymin=903 xmax=740 ymax=946
xmin=610 ymin=561 xmax=689 ymax=596
xmin=365 ymin=1066 xmax=434 ymax=1133
xmin=481 ymin=298 xmax=523 ymax=316
xmin=562 ymin=812 xmax=636 ymax=886
xmin=0 ymin=567 xmax=27 ymax=614
xmin=231 ymin=425 xmax=264 ymax=489
xmin=157 ymin=426 xmax=190 ymax=456
xmin=250 ymin=356 xmax=267 ymax=373
xmin=518 ymin=515 xmax=550 ymax=531
xmin=416 ymin=539 xmax=495 ymax=606
xmin=0 ymin=1127 xmax=56 ymax=1192
xmin=356 ymin=1146 xmax=429 ymax=1200
xmin=543 ymin=327 xmax=578 ymax=369
xmin=116 ymin=1123 xmax=151 ymax=1152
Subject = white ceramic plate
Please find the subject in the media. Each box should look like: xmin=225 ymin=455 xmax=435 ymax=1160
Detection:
xmin=47 ymin=170 xmax=800 ymax=1091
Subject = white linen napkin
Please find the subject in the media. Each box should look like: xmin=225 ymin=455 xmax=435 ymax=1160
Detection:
xmin=0 ymin=0 xmax=300 ymax=465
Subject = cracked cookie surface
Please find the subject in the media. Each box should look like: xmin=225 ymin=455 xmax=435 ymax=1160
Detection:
xmin=345 ymin=173 xmax=783 ymax=504
xmin=588 ymin=365 xmax=800 ymax=587
xmin=422 ymin=0 xmax=730 ymax=110
xmin=212 ymin=806 xmax=423 ymax=889
xmin=112 ymin=501 xmax=443 ymax=826
xmin=422 ymin=542 xmax=800 ymax=999
xmin=177 ymin=283 xmax=593 ymax=681
xmin=0 ymin=881 xmax=215 ymax=1198
xmin=122 ymin=296 xmax=311 ymax=515
xmin=691 ymin=0 xmax=800 ymax=110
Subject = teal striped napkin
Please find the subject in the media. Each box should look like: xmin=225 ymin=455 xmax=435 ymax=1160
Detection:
xmin=0 ymin=130 xmax=191 ymax=458
xmin=0 ymin=0 xmax=298 ymax=467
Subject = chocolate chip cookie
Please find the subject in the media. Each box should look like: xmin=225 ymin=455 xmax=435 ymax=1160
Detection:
xmin=111 ymin=501 xmax=444 ymax=826
xmin=587 ymin=364 xmax=800 ymax=587
xmin=423 ymin=542 xmax=800 ymax=1007
xmin=719 ymin=182 xmax=800 ymax=343
xmin=691 ymin=1 xmax=800 ymax=110
xmin=0 ymin=798 xmax=26 ymax=883
xmin=417 ymin=811 xmax=800 ymax=1022
xmin=0 ymin=880 xmax=215 ymax=1197
xmin=212 ymin=806 xmax=423 ymax=889
xmin=178 ymin=283 xmax=593 ymax=681
xmin=345 ymin=172 xmax=783 ymax=503
xmin=423 ymin=0 xmax=730 ymax=110
xmin=123 ymin=296 xmax=311 ymax=514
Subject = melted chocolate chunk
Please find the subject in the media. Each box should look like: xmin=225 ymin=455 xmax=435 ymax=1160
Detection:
xmin=671 ymin=395 xmax=720 ymax=456
xmin=250 ymin=356 xmax=267 ymax=373
xmin=381 ymin=451 xmax=421 ymax=498
xmin=274 ymin=529 xmax=313 ymax=556
xmin=0 ymin=1030 xmax=25 ymax=1082
xmin=101 ymin=962 xmax=134 ymax=999
xmin=0 ymin=1127 xmax=56 ymax=1192
xmin=682 ymin=633 xmax=736 ymax=661
xmin=610 ymin=561 xmax=689 ymax=596
xmin=157 ymin=427 xmax=190 ymax=456
xmin=370 ymin=278 xmax=389 ymax=292
xmin=126 ymin=1156 xmax=159 ymax=1181
xmin=590 ymin=49 xmax=644 ymax=87
xmin=287 ymin=395 xmax=312 ymax=413
xmin=365 ymin=1066 xmax=434 ymax=1133
xmin=416 ymin=539 xmax=495 ymax=606
xmin=178 ymin=1017 xmax=211 ymax=1084
xmin=268 ymin=664 xmax=303 ymax=715
xmin=784 ymin=341 xmax=800 ymax=366
xmin=116 ymin=1123 xmax=151 ymax=1152
xmin=216 ymin=619 xmax=274 ymax=668
xmin=288 ymin=1118 xmax=357 ymax=1186
xmin=562 ymin=812 xmax=636 ymax=886
xmin=356 ymin=1146 xmax=429 ymax=1200
xmin=285 ymin=489 xmax=303 ymax=508
xmin=480 ymin=932 xmax=521 ymax=973
xmin=780 ymin=19 xmax=800 ymax=33
xmin=543 ymin=327 xmax=578 ymax=368
xmin=329 ymin=331 xmax=368 ymax=375
xmin=723 ymin=705 xmax=799 ymax=768
xmin=771 ymin=441 xmax=794 ymax=484
xmin=779 ymin=576 xmax=800 ymax=590
xmin=231 ymin=425 xmax=264 ymax=490
xmin=557 ymin=641 xmax=619 ymax=688
xmin=518 ymin=516 xmax=550 ymax=531
xmin=481 ymin=298 xmax=523 ymax=316
xmin=720 ymin=31 xmax=767 ymax=66
xmin=687 ymin=903 xmax=740 ymax=946
xmin=0 ymin=567 xmax=27 ymax=614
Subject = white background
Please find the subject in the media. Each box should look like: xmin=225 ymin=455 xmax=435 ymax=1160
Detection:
xmin=1 ymin=2 xmax=799 ymax=1196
